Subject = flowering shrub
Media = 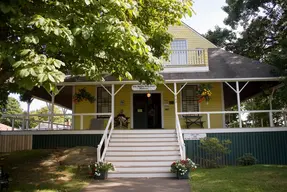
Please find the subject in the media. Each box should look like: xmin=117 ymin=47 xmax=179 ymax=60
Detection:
xmin=171 ymin=158 xmax=197 ymax=176
xmin=89 ymin=161 xmax=115 ymax=177
xmin=197 ymin=84 xmax=212 ymax=103
xmin=73 ymin=88 xmax=96 ymax=103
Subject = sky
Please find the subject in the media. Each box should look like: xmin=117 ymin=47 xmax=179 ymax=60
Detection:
xmin=9 ymin=0 xmax=228 ymax=112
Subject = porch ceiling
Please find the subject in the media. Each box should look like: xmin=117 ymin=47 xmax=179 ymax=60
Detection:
xmin=31 ymin=86 xmax=73 ymax=109
xmin=223 ymin=81 xmax=279 ymax=109
xmin=30 ymin=81 xmax=279 ymax=111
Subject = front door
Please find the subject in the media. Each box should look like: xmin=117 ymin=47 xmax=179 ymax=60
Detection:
xmin=133 ymin=93 xmax=162 ymax=129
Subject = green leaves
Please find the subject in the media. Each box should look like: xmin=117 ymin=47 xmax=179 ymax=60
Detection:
xmin=24 ymin=35 xmax=39 ymax=44
xmin=1 ymin=0 xmax=192 ymax=96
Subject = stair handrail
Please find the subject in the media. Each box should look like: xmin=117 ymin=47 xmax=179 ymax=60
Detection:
xmin=175 ymin=114 xmax=186 ymax=159
xmin=97 ymin=115 xmax=113 ymax=162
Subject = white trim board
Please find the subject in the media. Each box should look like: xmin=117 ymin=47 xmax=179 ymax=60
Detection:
xmin=182 ymin=127 xmax=287 ymax=134
xmin=162 ymin=66 xmax=209 ymax=73
xmin=58 ymin=77 xmax=281 ymax=86
xmin=1 ymin=127 xmax=286 ymax=136
xmin=0 ymin=130 xmax=105 ymax=135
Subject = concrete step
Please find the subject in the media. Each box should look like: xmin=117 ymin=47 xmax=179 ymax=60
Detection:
xmin=106 ymin=155 xmax=180 ymax=161
xmin=111 ymin=161 xmax=173 ymax=167
xmin=112 ymin=134 xmax=176 ymax=138
xmin=106 ymin=150 xmax=179 ymax=156
xmin=109 ymin=142 xmax=178 ymax=147
xmin=107 ymin=146 xmax=179 ymax=151
xmin=111 ymin=137 xmax=177 ymax=142
xmin=112 ymin=130 xmax=176 ymax=134
xmin=114 ymin=166 xmax=170 ymax=173
xmin=108 ymin=172 xmax=176 ymax=178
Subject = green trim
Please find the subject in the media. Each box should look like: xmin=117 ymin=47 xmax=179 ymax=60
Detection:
xmin=32 ymin=134 xmax=102 ymax=149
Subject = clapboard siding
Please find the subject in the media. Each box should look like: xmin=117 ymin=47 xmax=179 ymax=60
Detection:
xmin=0 ymin=135 xmax=32 ymax=152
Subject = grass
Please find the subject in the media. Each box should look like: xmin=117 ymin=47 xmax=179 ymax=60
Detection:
xmin=0 ymin=150 xmax=91 ymax=192
xmin=190 ymin=165 xmax=287 ymax=192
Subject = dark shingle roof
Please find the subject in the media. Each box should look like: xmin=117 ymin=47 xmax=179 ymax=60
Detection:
xmin=162 ymin=48 xmax=279 ymax=80
xmin=65 ymin=48 xmax=279 ymax=83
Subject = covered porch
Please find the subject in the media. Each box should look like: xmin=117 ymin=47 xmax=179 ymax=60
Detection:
xmin=1 ymin=78 xmax=284 ymax=131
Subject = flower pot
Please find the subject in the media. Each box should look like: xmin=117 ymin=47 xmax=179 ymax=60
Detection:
xmin=94 ymin=172 xmax=108 ymax=180
xmin=177 ymin=170 xmax=190 ymax=179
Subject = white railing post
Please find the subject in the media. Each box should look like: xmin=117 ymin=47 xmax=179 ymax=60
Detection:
xmin=111 ymin=84 xmax=115 ymax=129
xmin=174 ymin=83 xmax=178 ymax=129
xmin=207 ymin=113 xmax=211 ymax=129
xmin=50 ymin=93 xmax=55 ymax=130
xmin=269 ymin=111 xmax=273 ymax=127
xmin=97 ymin=147 xmax=100 ymax=162
xmin=80 ymin=115 xmax=83 ymax=130
xmin=22 ymin=115 xmax=25 ymax=130
xmin=12 ymin=118 xmax=15 ymax=131
xmin=236 ymin=81 xmax=242 ymax=128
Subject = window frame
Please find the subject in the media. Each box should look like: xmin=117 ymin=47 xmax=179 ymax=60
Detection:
xmin=96 ymin=86 xmax=111 ymax=118
xmin=180 ymin=84 xmax=200 ymax=114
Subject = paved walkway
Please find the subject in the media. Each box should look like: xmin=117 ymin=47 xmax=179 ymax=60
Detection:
xmin=82 ymin=178 xmax=191 ymax=192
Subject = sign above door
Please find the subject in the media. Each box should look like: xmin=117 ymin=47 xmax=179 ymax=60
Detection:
xmin=132 ymin=85 xmax=157 ymax=91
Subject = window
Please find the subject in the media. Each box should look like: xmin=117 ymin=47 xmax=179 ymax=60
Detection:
xmin=97 ymin=87 xmax=111 ymax=117
xmin=181 ymin=85 xmax=199 ymax=112
xmin=170 ymin=40 xmax=187 ymax=65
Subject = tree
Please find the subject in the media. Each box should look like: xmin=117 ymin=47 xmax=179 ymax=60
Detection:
xmin=29 ymin=106 xmax=65 ymax=129
xmin=204 ymin=1 xmax=287 ymax=127
xmin=0 ymin=97 xmax=23 ymax=128
xmin=0 ymin=0 xmax=193 ymax=105
xmin=203 ymin=26 xmax=236 ymax=50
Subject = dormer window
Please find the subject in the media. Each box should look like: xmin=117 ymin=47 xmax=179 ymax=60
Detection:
xmin=170 ymin=40 xmax=187 ymax=65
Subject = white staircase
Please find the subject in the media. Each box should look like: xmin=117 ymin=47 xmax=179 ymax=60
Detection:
xmin=105 ymin=129 xmax=180 ymax=178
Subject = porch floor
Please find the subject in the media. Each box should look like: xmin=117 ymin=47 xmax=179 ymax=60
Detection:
xmin=81 ymin=178 xmax=190 ymax=192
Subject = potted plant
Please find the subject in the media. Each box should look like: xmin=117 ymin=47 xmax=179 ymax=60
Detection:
xmin=89 ymin=161 xmax=115 ymax=180
xmin=197 ymin=84 xmax=212 ymax=104
xmin=171 ymin=158 xmax=197 ymax=179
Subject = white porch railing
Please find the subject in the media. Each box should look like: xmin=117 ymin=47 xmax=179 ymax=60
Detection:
xmin=177 ymin=109 xmax=287 ymax=128
xmin=175 ymin=115 xmax=186 ymax=160
xmin=1 ymin=113 xmax=112 ymax=130
xmin=164 ymin=49 xmax=206 ymax=66
xmin=97 ymin=115 xmax=113 ymax=162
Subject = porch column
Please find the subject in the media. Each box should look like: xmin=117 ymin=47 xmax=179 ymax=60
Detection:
xmin=235 ymin=81 xmax=242 ymax=128
xmin=174 ymin=82 xmax=178 ymax=128
xmin=48 ymin=86 xmax=65 ymax=130
xmin=111 ymin=84 xmax=115 ymax=128
xmin=269 ymin=88 xmax=275 ymax=127
xmin=225 ymin=81 xmax=249 ymax=128
xmin=50 ymin=93 xmax=55 ymax=130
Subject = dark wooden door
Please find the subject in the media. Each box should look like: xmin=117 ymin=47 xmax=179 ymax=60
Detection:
xmin=133 ymin=94 xmax=148 ymax=129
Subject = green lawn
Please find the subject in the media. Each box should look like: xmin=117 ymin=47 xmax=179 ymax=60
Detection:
xmin=0 ymin=150 xmax=91 ymax=192
xmin=190 ymin=165 xmax=287 ymax=192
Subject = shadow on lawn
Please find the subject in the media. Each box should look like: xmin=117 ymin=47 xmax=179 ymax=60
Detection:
xmin=0 ymin=150 xmax=91 ymax=192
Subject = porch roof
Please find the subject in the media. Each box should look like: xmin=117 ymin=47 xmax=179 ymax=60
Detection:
xmin=29 ymin=48 xmax=280 ymax=110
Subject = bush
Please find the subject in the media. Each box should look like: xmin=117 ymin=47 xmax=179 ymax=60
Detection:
xmin=199 ymin=137 xmax=232 ymax=168
xmin=237 ymin=153 xmax=257 ymax=166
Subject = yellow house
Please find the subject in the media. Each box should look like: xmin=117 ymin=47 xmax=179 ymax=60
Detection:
xmin=29 ymin=22 xmax=279 ymax=131
xmin=1 ymin=22 xmax=283 ymax=179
